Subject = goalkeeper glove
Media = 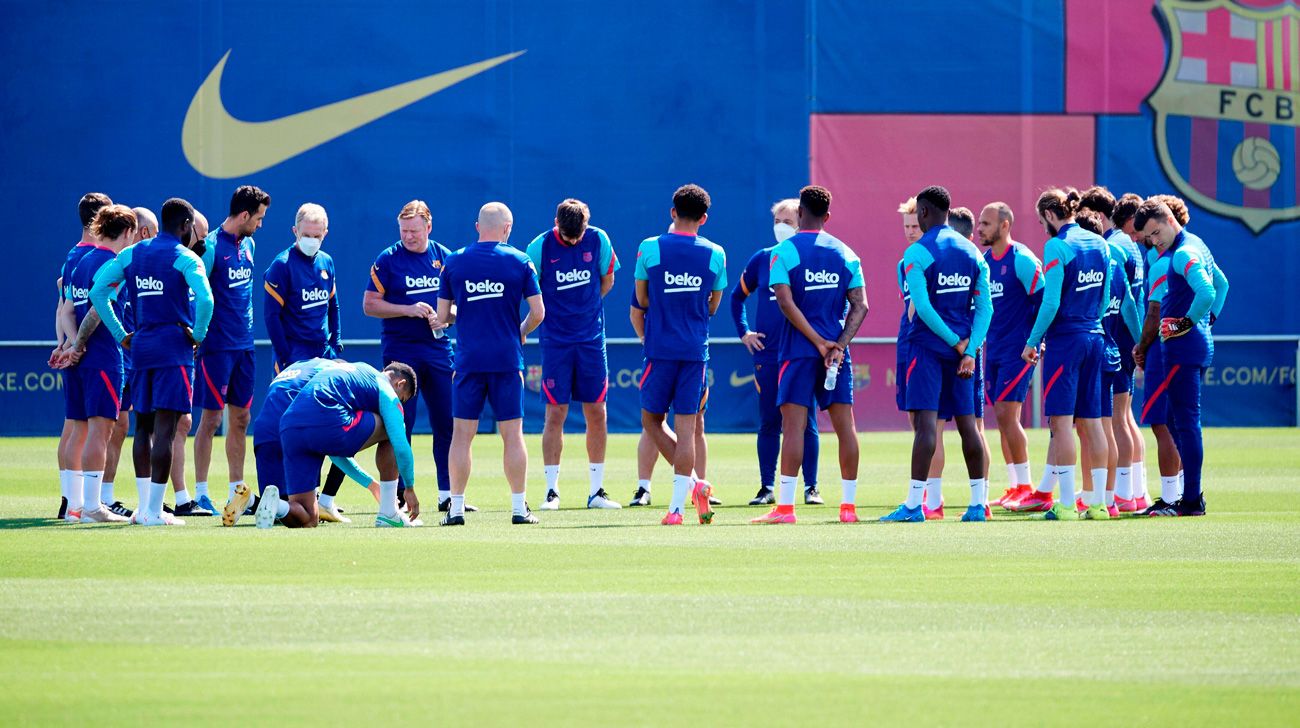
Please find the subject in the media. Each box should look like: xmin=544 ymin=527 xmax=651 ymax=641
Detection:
xmin=1159 ymin=316 xmax=1195 ymax=341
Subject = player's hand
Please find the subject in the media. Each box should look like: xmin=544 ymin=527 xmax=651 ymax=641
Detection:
xmin=1021 ymin=345 xmax=1039 ymax=364
xmin=120 ymin=332 xmax=133 ymax=351
xmin=825 ymin=347 xmax=845 ymax=369
xmin=958 ymin=354 xmax=976 ymax=379
xmin=954 ymin=338 xmax=970 ymax=357
xmin=408 ymin=301 xmax=434 ymax=319
xmin=741 ymin=330 xmax=765 ymax=354
xmin=815 ymin=338 xmax=840 ymax=360
xmin=48 ymin=346 xmax=67 ymax=369
xmin=1132 ymin=345 xmax=1146 ymax=369
xmin=403 ymin=488 xmax=420 ymax=522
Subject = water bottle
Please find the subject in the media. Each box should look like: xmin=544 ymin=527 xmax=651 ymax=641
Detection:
xmin=824 ymin=361 xmax=839 ymax=390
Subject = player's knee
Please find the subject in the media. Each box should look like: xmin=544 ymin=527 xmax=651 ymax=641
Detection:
xmin=228 ymin=407 xmax=251 ymax=430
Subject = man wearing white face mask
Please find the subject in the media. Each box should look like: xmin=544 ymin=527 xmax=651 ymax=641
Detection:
xmin=263 ymin=203 xmax=342 ymax=372
xmin=728 ymin=199 xmax=820 ymax=506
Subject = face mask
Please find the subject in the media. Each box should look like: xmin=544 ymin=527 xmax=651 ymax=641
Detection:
xmin=773 ymin=222 xmax=796 ymax=243
xmin=297 ymin=236 xmax=322 ymax=257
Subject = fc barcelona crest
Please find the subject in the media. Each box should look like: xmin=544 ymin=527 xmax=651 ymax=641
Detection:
xmin=1150 ymin=0 xmax=1300 ymax=232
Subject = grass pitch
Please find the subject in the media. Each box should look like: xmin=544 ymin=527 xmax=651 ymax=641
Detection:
xmin=0 ymin=428 xmax=1297 ymax=726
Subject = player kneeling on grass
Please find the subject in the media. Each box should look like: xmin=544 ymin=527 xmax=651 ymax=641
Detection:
xmin=264 ymin=361 xmax=418 ymax=528
xmin=224 ymin=357 xmax=381 ymax=527
xmin=750 ymin=185 xmax=867 ymax=525
xmin=883 ymin=186 xmax=992 ymax=523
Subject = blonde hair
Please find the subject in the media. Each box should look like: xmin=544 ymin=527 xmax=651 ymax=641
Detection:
xmin=770 ymin=198 xmax=799 ymax=217
xmin=295 ymin=202 xmax=328 ymax=230
xmin=897 ymin=197 xmax=916 ymax=215
xmin=398 ymin=199 xmax=432 ymax=222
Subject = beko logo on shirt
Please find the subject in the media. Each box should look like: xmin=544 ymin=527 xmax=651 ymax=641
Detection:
xmin=1076 ymin=269 xmax=1105 ymax=291
xmin=228 ymin=266 xmax=253 ymax=288
xmin=301 ymin=288 xmax=330 ymax=309
xmin=405 ymin=275 xmax=440 ymax=294
xmin=804 ymin=269 xmax=839 ymax=290
xmin=936 ymin=272 xmax=971 ymax=293
xmin=556 ymin=268 xmax=591 ymax=290
xmin=69 ymin=284 xmax=90 ymax=303
xmin=465 ymin=279 xmax=505 ymax=301
xmin=663 ymin=271 xmax=702 ymax=292
xmin=989 ymin=280 xmax=1005 ymax=298
xmin=136 ymin=276 xmax=165 ymax=296
xmin=1105 ymin=296 xmax=1120 ymax=317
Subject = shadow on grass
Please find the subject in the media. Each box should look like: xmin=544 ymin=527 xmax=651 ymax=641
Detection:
xmin=0 ymin=518 xmax=67 ymax=530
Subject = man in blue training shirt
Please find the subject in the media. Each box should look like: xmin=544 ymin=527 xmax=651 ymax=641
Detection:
xmin=224 ymin=357 xmax=379 ymax=526
xmin=193 ymin=184 xmax=268 ymax=516
xmin=976 ymin=202 xmax=1044 ymax=511
xmin=1016 ymin=188 xmax=1113 ymax=521
xmin=1134 ymin=198 xmax=1228 ymax=517
xmin=883 ymin=186 xmax=992 ymax=523
xmin=635 ymin=184 xmax=727 ymax=526
xmin=274 ymin=361 xmax=419 ymax=528
xmin=752 ymin=185 xmax=868 ymax=525
xmin=90 ymin=198 xmax=214 ymax=527
xmin=1081 ymin=187 xmax=1148 ymax=512
xmin=263 ymin=202 xmax=342 ymax=371
xmin=364 ymin=200 xmax=465 ymax=514
xmin=730 ymin=198 xmax=820 ymax=507
xmin=436 ymin=202 xmax=545 ymax=526
xmin=526 ymin=198 xmax=621 ymax=511
xmin=52 ymin=192 xmax=113 ymax=521
xmin=60 ymin=205 xmax=140 ymax=524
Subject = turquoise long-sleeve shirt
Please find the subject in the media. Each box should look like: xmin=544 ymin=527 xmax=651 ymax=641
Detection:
xmin=1025 ymin=224 xmax=1111 ymax=348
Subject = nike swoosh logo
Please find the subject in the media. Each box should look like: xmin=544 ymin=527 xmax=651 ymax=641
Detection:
xmin=550 ymin=258 xmax=560 ymax=263
xmin=729 ymin=371 xmax=756 ymax=387
xmin=183 ymin=49 xmax=526 ymax=178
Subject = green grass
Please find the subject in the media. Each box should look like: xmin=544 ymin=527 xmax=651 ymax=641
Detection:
xmin=1 ymin=428 xmax=1298 ymax=726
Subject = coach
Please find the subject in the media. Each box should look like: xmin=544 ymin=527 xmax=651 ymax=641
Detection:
xmin=263 ymin=203 xmax=342 ymax=370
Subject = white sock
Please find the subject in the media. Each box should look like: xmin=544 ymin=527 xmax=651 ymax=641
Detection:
xmin=1005 ymin=464 xmax=1018 ymax=488
xmin=82 ymin=471 xmax=104 ymax=511
xmin=1057 ymin=466 xmax=1076 ymax=506
xmin=841 ymin=479 xmax=857 ymax=506
xmin=318 ymin=493 xmax=335 ymax=509
xmin=777 ymin=475 xmax=797 ymax=506
xmin=101 ymin=481 xmax=114 ymax=505
xmin=175 ymin=488 xmax=192 ymax=507
xmin=511 ymin=491 xmax=527 ymax=516
xmin=1090 ymin=468 xmax=1108 ymax=506
xmin=637 ymin=478 xmax=651 ymax=493
xmin=1133 ymin=461 xmax=1148 ymax=498
xmin=589 ymin=463 xmax=604 ymax=497
xmin=1105 ymin=489 xmax=1116 ymax=507
xmin=135 ymin=477 xmax=150 ymax=514
xmin=59 ymin=469 xmax=71 ymax=502
xmin=450 ymin=494 xmax=465 ymax=518
xmin=148 ymin=480 xmax=167 ymax=518
xmin=970 ymin=478 xmax=987 ymax=507
xmin=1177 ymin=470 xmax=1185 ymax=498
xmin=905 ymin=479 xmax=925 ymax=509
xmin=227 ymin=482 xmax=238 ymax=501
xmin=276 ymin=499 xmax=290 ymax=518
xmin=66 ymin=471 xmax=84 ymax=513
xmin=544 ymin=465 xmax=560 ymax=495
xmin=1037 ymin=467 xmax=1057 ymax=494
xmin=195 ymin=481 xmax=209 ymax=499
xmin=378 ymin=480 xmax=398 ymax=518
xmin=1014 ymin=462 xmax=1031 ymax=486
xmin=924 ymin=478 xmax=942 ymax=510
xmin=669 ymin=474 xmax=692 ymax=514
xmin=1161 ymin=476 xmax=1179 ymax=503
xmin=1115 ymin=468 xmax=1132 ymax=499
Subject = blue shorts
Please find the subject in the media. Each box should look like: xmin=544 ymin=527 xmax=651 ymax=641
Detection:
xmin=132 ymin=365 xmax=195 ymax=415
xmin=985 ymin=358 xmax=1035 ymax=405
xmin=195 ymin=349 xmax=256 ymax=410
xmin=1111 ymin=368 xmax=1134 ymax=398
xmin=1100 ymin=371 xmax=1116 ymax=417
xmin=540 ymin=341 xmax=608 ymax=405
xmin=1042 ymin=334 xmax=1104 ymax=419
xmin=639 ymin=359 xmax=707 ymax=416
xmin=904 ymin=348 xmax=975 ymax=418
xmin=453 ymin=371 xmax=524 ymax=421
xmin=121 ymin=368 xmax=133 ymax=413
xmin=776 ymin=356 xmax=853 ymax=411
xmin=1141 ymin=344 xmax=1170 ymax=426
xmin=62 ymin=369 xmax=85 ymax=421
xmin=79 ymin=366 xmax=124 ymax=420
xmin=253 ymin=441 xmax=284 ymax=497
xmin=280 ymin=412 xmax=376 ymax=496
xmin=974 ymin=352 xmax=986 ymax=419
xmin=895 ymin=342 xmax=909 ymax=412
